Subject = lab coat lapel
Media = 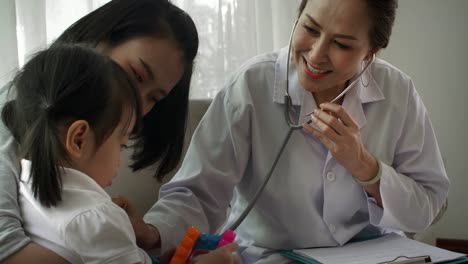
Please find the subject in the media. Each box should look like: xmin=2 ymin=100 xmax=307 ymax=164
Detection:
xmin=273 ymin=47 xmax=303 ymax=106
xmin=299 ymin=91 xmax=317 ymax=126
xmin=342 ymin=67 xmax=385 ymax=129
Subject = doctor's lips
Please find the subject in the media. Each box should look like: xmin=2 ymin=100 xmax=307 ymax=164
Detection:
xmin=303 ymin=57 xmax=331 ymax=79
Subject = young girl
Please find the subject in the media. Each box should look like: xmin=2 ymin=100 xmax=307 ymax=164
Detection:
xmin=2 ymin=43 xmax=239 ymax=264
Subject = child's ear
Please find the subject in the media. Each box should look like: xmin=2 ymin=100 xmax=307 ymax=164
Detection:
xmin=65 ymin=120 xmax=92 ymax=159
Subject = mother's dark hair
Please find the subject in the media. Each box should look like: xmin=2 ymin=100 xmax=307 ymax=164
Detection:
xmin=298 ymin=0 xmax=398 ymax=50
xmin=56 ymin=0 xmax=199 ymax=180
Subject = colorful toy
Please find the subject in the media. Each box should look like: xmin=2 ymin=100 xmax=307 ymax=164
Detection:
xmin=169 ymin=226 xmax=201 ymax=264
xmin=169 ymin=227 xmax=236 ymax=264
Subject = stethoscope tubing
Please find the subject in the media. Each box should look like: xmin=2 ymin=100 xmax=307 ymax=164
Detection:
xmin=226 ymin=128 xmax=294 ymax=231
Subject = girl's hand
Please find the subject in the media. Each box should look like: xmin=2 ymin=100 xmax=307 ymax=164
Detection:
xmin=303 ymin=103 xmax=378 ymax=181
xmin=193 ymin=243 xmax=240 ymax=264
xmin=112 ymin=195 xmax=138 ymax=216
xmin=159 ymin=248 xmax=176 ymax=263
xmin=112 ymin=195 xmax=161 ymax=249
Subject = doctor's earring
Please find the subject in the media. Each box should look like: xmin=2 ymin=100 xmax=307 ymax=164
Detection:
xmin=360 ymin=59 xmax=370 ymax=87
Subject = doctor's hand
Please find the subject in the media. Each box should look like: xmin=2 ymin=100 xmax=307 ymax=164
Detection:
xmin=192 ymin=243 xmax=240 ymax=264
xmin=112 ymin=195 xmax=161 ymax=249
xmin=302 ymin=103 xmax=379 ymax=182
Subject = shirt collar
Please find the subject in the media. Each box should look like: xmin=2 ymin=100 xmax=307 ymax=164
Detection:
xmin=274 ymin=47 xmax=304 ymax=106
xmin=20 ymin=159 xmax=110 ymax=199
xmin=273 ymin=47 xmax=386 ymax=128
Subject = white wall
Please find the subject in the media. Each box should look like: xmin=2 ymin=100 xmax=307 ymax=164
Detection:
xmin=0 ymin=0 xmax=18 ymax=87
xmin=380 ymin=0 xmax=468 ymax=243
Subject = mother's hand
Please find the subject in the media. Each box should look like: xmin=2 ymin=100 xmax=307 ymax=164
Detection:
xmin=302 ymin=103 xmax=379 ymax=182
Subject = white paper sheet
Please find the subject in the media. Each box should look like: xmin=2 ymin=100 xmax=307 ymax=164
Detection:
xmin=293 ymin=234 xmax=466 ymax=264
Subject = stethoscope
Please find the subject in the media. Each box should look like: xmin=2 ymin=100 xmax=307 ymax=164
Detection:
xmin=225 ymin=19 xmax=376 ymax=232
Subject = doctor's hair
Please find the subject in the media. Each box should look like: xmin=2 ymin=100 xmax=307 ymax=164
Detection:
xmin=1 ymin=43 xmax=142 ymax=207
xmin=56 ymin=0 xmax=199 ymax=180
xmin=298 ymin=0 xmax=398 ymax=50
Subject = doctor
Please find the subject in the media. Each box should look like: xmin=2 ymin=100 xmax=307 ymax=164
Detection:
xmin=138 ymin=0 xmax=449 ymax=262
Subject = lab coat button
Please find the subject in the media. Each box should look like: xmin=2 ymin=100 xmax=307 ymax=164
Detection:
xmin=326 ymin=172 xmax=335 ymax=182
xmin=329 ymin=224 xmax=336 ymax=233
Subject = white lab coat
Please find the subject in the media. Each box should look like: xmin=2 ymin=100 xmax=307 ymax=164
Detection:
xmin=144 ymin=48 xmax=449 ymax=263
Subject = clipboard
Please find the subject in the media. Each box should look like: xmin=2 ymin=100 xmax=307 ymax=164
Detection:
xmin=280 ymin=234 xmax=466 ymax=264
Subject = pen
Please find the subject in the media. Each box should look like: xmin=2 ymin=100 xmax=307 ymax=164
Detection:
xmin=391 ymin=256 xmax=432 ymax=264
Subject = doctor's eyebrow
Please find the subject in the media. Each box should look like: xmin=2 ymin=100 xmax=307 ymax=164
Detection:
xmin=305 ymin=14 xmax=358 ymax=41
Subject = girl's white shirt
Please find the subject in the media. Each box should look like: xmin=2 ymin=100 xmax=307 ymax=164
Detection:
xmin=19 ymin=159 xmax=151 ymax=264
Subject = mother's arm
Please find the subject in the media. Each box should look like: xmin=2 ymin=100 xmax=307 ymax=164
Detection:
xmin=0 ymin=87 xmax=66 ymax=263
xmin=2 ymin=244 xmax=68 ymax=264
xmin=0 ymin=136 xmax=65 ymax=263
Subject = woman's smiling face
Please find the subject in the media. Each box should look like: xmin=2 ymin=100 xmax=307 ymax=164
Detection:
xmin=293 ymin=0 xmax=373 ymax=98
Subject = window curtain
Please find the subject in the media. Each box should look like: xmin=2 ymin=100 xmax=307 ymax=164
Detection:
xmin=1 ymin=0 xmax=300 ymax=98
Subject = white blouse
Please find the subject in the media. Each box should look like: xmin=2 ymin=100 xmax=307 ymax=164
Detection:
xmin=19 ymin=159 xmax=151 ymax=264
